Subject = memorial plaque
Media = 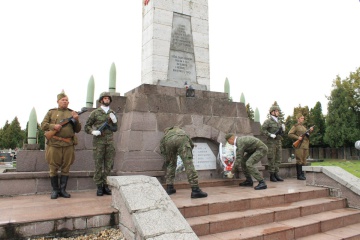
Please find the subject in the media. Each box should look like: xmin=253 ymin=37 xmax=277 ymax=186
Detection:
xmin=192 ymin=143 xmax=216 ymax=170
xmin=168 ymin=13 xmax=197 ymax=84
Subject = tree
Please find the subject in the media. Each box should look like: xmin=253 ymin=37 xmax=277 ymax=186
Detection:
xmin=324 ymin=76 xmax=360 ymax=148
xmin=308 ymin=102 xmax=326 ymax=147
xmin=0 ymin=118 xmax=25 ymax=149
xmin=246 ymin=103 xmax=254 ymax=121
xmin=282 ymin=115 xmax=295 ymax=148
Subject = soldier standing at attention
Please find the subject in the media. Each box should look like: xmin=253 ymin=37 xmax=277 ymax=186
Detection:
xmin=85 ymin=92 xmax=118 ymax=196
xmin=288 ymin=113 xmax=314 ymax=180
xmin=160 ymin=126 xmax=208 ymax=198
xmin=41 ymin=91 xmax=82 ymax=199
xmin=225 ymin=134 xmax=268 ymax=190
xmin=261 ymin=105 xmax=284 ymax=182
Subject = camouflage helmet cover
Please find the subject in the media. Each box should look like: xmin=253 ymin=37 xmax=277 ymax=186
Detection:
xmin=98 ymin=92 xmax=112 ymax=103
xmin=269 ymin=105 xmax=280 ymax=113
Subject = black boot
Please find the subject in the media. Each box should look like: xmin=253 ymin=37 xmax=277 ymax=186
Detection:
xmin=270 ymin=173 xmax=277 ymax=182
xmin=103 ymin=184 xmax=112 ymax=195
xmin=254 ymin=180 xmax=267 ymax=190
xmin=300 ymin=164 xmax=306 ymax=180
xmin=239 ymin=177 xmax=253 ymax=187
xmin=191 ymin=187 xmax=208 ymax=198
xmin=274 ymin=172 xmax=284 ymax=181
xmin=296 ymin=164 xmax=306 ymax=180
xmin=166 ymin=184 xmax=176 ymax=195
xmin=50 ymin=176 xmax=59 ymax=199
xmin=97 ymin=184 xmax=104 ymax=196
xmin=59 ymin=176 xmax=71 ymax=198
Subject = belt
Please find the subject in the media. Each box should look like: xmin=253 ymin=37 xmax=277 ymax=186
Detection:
xmin=52 ymin=136 xmax=72 ymax=143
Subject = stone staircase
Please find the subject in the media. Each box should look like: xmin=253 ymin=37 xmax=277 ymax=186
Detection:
xmin=2 ymin=177 xmax=360 ymax=239
xmin=170 ymin=179 xmax=360 ymax=240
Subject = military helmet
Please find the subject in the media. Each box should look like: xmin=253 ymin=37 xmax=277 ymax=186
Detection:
xmin=269 ymin=105 xmax=280 ymax=113
xmin=98 ymin=92 xmax=112 ymax=103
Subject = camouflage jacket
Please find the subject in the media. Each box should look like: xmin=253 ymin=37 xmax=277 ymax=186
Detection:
xmin=84 ymin=107 xmax=118 ymax=144
xmin=235 ymin=136 xmax=266 ymax=160
xmin=160 ymin=126 xmax=194 ymax=155
xmin=288 ymin=123 xmax=310 ymax=149
xmin=261 ymin=117 xmax=283 ymax=141
xmin=41 ymin=108 xmax=82 ymax=147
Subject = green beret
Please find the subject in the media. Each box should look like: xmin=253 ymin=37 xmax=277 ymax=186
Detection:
xmin=57 ymin=91 xmax=68 ymax=101
xmin=225 ymin=133 xmax=234 ymax=141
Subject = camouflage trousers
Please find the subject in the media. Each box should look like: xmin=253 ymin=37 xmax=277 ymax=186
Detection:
xmin=267 ymin=140 xmax=282 ymax=173
xmin=163 ymin=136 xmax=198 ymax=188
xmin=93 ymin=143 xmax=115 ymax=186
xmin=295 ymin=148 xmax=309 ymax=165
xmin=233 ymin=144 xmax=267 ymax=181
xmin=45 ymin=145 xmax=75 ymax=177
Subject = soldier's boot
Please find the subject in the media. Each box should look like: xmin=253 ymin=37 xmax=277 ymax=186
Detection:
xmin=300 ymin=164 xmax=306 ymax=180
xmin=191 ymin=187 xmax=208 ymax=198
xmin=50 ymin=176 xmax=59 ymax=200
xmin=254 ymin=180 xmax=267 ymax=190
xmin=296 ymin=164 xmax=306 ymax=180
xmin=103 ymin=184 xmax=112 ymax=195
xmin=239 ymin=177 xmax=253 ymax=187
xmin=59 ymin=176 xmax=71 ymax=198
xmin=97 ymin=184 xmax=104 ymax=196
xmin=274 ymin=172 xmax=284 ymax=181
xmin=270 ymin=173 xmax=277 ymax=182
xmin=166 ymin=184 xmax=176 ymax=195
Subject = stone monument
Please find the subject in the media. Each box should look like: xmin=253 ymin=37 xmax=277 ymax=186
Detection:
xmin=141 ymin=0 xmax=210 ymax=90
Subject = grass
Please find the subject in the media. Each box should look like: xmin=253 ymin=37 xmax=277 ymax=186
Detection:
xmin=311 ymin=159 xmax=360 ymax=178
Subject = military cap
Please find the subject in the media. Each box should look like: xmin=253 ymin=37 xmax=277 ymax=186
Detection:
xmin=296 ymin=113 xmax=304 ymax=119
xmin=225 ymin=133 xmax=234 ymax=141
xmin=57 ymin=90 xmax=67 ymax=101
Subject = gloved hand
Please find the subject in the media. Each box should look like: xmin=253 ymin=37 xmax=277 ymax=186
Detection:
xmin=270 ymin=134 xmax=276 ymax=139
xmin=109 ymin=112 xmax=117 ymax=123
xmin=92 ymin=130 xmax=101 ymax=136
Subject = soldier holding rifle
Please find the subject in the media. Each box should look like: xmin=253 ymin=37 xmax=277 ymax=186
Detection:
xmin=41 ymin=91 xmax=82 ymax=199
xmin=288 ymin=113 xmax=314 ymax=180
xmin=261 ymin=105 xmax=285 ymax=182
xmin=85 ymin=92 xmax=118 ymax=196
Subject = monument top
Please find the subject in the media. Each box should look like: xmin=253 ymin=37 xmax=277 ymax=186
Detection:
xmin=141 ymin=0 xmax=210 ymax=91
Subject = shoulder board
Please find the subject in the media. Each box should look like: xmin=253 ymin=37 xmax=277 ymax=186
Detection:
xmin=48 ymin=108 xmax=57 ymax=111
xmin=67 ymin=108 xmax=74 ymax=111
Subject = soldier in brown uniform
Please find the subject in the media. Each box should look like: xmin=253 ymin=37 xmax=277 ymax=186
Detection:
xmin=288 ymin=113 xmax=314 ymax=180
xmin=41 ymin=91 xmax=82 ymax=199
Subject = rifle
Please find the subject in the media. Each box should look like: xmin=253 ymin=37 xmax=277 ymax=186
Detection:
xmin=96 ymin=108 xmax=121 ymax=133
xmin=292 ymin=125 xmax=315 ymax=148
xmin=274 ymin=124 xmax=285 ymax=136
xmin=44 ymin=107 xmax=88 ymax=141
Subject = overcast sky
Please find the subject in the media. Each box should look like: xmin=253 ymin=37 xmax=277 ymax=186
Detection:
xmin=1 ymin=0 xmax=359 ymax=129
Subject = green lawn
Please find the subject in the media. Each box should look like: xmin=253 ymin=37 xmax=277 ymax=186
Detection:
xmin=311 ymin=159 xmax=360 ymax=178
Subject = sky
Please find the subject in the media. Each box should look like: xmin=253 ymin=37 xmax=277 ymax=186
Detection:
xmin=1 ymin=0 xmax=360 ymax=129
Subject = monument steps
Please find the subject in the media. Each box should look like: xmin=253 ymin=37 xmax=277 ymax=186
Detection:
xmin=169 ymin=179 xmax=360 ymax=240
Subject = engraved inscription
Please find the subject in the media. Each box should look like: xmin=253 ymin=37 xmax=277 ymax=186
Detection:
xmin=192 ymin=143 xmax=216 ymax=170
xmin=168 ymin=13 xmax=196 ymax=83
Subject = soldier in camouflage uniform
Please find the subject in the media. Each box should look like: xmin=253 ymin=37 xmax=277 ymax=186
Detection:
xmin=288 ymin=113 xmax=314 ymax=180
xmin=261 ymin=105 xmax=284 ymax=182
xmin=160 ymin=126 xmax=207 ymax=198
xmin=85 ymin=92 xmax=118 ymax=196
xmin=226 ymin=134 xmax=268 ymax=190
xmin=41 ymin=91 xmax=82 ymax=199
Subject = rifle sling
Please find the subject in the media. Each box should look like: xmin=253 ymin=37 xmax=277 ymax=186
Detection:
xmin=52 ymin=136 xmax=72 ymax=143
